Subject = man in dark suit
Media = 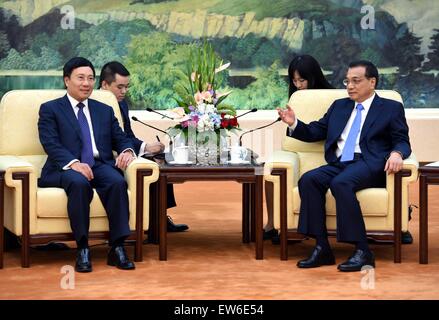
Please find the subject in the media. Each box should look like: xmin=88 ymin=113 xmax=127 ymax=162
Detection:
xmin=277 ymin=60 xmax=411 ymax=272
xmin=98 ymin=61 xmax=188 ymax=232
xmin=38 ymin=57 xmax=137 ymax=272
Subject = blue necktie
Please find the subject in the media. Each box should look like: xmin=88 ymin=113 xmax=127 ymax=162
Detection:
xmin=77 ymin=102 xmax=95 ymax=167
xmin=340 ymin=103 xmax=364 ymax=162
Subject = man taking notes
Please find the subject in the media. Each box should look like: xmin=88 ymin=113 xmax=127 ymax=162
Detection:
xmin=99 ymin=61 xmax=189 ymax=233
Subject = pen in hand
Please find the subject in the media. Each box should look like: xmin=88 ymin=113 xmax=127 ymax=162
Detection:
xmin=156 ymin=135 xmax=160 ymax=142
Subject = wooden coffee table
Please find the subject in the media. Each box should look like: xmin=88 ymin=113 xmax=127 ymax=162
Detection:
xmin=419 ymin=164 xmax=439 ymax=264
xmin=149 ymin=158 xmax=265 ymax=261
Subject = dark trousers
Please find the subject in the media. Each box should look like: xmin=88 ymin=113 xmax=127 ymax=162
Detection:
xmin=60 ymin=160 xmax=131 ymax=245
xmin=141 ymin=155 xmax=177 ymax=208
xmin=297 ymin=158 xmax=385 ymax=243
xmin=166 ymin=184 xmax=177 ymax=208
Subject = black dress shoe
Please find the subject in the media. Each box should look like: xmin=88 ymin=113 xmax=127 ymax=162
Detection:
xmin=107 ymin=246 xmax=135 ymax=270
xmin=297 ymin=245 xmax=336 ymax=268
xmin=167 ymin=215 xmax=189 ymax=232
xmin=272 ymin=234 xmax=280 ymax=245
xmin=402 ymin=231 xmax=413 ymax=244
xmin=75 ymin=248 xmax=92 ymax=273
xmin=263 ymin=228 xmax=278 ymax=240
xmin=4 ymin=229 xmax=21 ymax=251
xmin=338 ymin=249 xmax=375 ymax=272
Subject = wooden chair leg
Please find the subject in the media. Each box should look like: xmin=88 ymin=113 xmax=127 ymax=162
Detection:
xmin=393 ymin=170 xmax=411 ymax=263
xmin=0 ymin=172 xmax=4 ymax=269
xmin=135 ymin=170 xmax=151 ymax=262
xmin=271 ymin=169 xmax=288 ymax=260
xmin=13 ymin=173 xmax=30 ymax=268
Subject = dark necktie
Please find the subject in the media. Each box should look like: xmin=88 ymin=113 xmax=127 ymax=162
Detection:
xmin=340 ymin=103 xmax=364 ymax=162
xmin=77 ymin=102 xmax=95 ymax=167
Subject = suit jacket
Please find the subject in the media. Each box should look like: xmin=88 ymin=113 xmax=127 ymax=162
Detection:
xmin=38 ymin=94 xmax=134 ymax=187
xmin=119 ymin=99 xmax=143 ymax=154
xmin=288 ymin=94 xmax=411 ymax=172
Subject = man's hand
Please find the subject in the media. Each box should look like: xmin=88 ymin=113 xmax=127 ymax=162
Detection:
xmin=71 ymin=162 xmax=94 ymax=181
xmin=384 ymin=151 xmax=404 ymax=174
xmin=145 ymin=142 xmax=165 ymax=155
xmin=115 ymin=151 xmax=136 ymax=170
xmin=277 ymin=105 xmax=296 ymax=126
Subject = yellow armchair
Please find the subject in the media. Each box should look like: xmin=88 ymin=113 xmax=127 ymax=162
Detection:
xmin=264 ymin=89 xmax=418 ymax=262
xmin=0 ymin=90 xmax=159 ymax=268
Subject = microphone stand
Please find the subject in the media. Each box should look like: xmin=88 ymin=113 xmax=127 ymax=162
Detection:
xmin=235 ymin=108 xmax=258 ymax=119
xmin=145 ymin=107 xmax=175 ymax=120
xmin=131 ymin=116 xmax=173 ymax=153
xmin=238 ymin=117 xmax=281 ymax=146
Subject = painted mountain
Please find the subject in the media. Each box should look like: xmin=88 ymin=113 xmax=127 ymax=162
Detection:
xmin=1 ymin=0 xmax=438 ymax=109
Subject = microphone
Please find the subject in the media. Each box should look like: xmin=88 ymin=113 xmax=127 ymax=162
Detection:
xmin=131 ymin=116 xmax=174 ymax=151
xmin=239 ymin=117 xmax=281 ymax=146
xmin=131 ymin=116 xmax=168 ymax=134
xmin=146 ymin=107 xmax=174 ymax=120
xmin=236 ymin=108 xmax=257 ymax=119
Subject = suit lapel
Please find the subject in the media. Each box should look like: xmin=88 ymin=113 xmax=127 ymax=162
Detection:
xmin=88 ymin=99 xmax=101 ymax=147
xmin=119 ymin=100 xmax=129 ymax=128
xmin=360 ymin=94 xmax=383 ymax=142
xmin=330 ymin=99 xmax=355 ymax=144
xmin=60 ymin=95 xmax=82 ymax=139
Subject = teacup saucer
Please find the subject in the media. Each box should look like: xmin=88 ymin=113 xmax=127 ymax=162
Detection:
xmin=168 ymin=160 xmax=193 ymax=165
xmin=226 ymin=160 xmax=250 ymax=164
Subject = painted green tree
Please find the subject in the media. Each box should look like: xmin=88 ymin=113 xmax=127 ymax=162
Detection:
xmin=227 ymin=62 xmax=287 ymax=109
xmin=394 ymin=29 xmax=423 ymax=75
xmin=0 ymin=31 xmax=10 ymax=59
xmin=423 ymin=29 xmax=439 ymax=71
xmin=125 ymin=32 xmax=192 ymax=109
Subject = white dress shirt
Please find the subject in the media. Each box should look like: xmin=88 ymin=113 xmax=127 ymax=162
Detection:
xmin=63 ymin=94 xmax=100 ymax=169
xmin=335 ymin=93 xmax=375 ymax=157
xmin=288 ymin=93 xmax=376 ymax=158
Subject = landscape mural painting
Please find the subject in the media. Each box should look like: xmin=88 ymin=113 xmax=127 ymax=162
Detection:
xmin=0 ymin=0 xmax=438 ymax=110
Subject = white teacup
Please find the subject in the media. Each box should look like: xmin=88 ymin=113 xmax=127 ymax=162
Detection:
xmin=230 ymin=146 xmax=248 ymax=163
xmin=172 ymin=146 xmax=189 ymax=163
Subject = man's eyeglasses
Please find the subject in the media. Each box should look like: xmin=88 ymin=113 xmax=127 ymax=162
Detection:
xmin=343 ymin=77 xmax=367 ymax=86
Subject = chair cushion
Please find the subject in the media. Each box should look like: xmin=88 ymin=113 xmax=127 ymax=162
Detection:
xmin=37 ymin=188 xmax=131 ymax=218
xmin=292 ymin=187 xmax=388 ymax=216
xmin=0 ymin=90 xmax=122 ymax=156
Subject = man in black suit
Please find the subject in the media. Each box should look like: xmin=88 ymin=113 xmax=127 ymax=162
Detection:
xmin=278 ymin=60 xmax=411 ymax=272
xmin=38 ymin=57 xmax=136 ymax=272
xmin=99 ymin=61 xmax=188 ymax=233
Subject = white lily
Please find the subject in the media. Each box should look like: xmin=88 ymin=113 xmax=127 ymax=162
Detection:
xmin=216 ymin=90 xmax=233 ymax=98
xmin=215 ymin=62 xmax=231 ymax=74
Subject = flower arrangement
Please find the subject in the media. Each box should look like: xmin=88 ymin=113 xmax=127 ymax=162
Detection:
xmin=168 ymin=42 xmax=240 ymax=164
xmin=168 ymin=42 xmax=239 ymax=164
